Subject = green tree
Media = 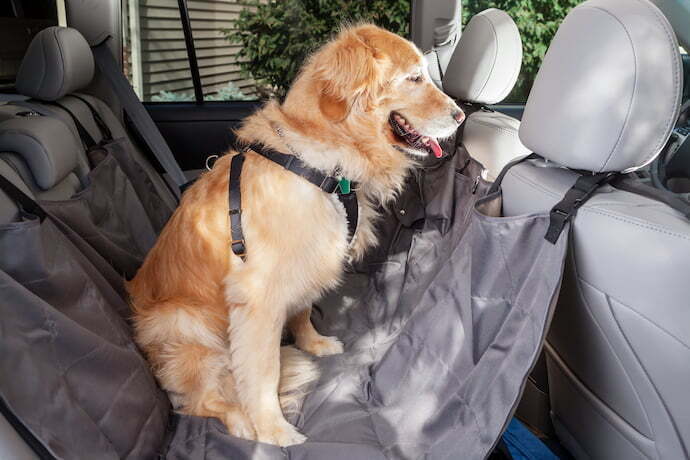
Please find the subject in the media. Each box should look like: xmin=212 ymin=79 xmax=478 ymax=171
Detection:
xmin=224 ymin=0 xmax=410 ymax=98
xmin=463 ymin=0 xmax=583 ymax=102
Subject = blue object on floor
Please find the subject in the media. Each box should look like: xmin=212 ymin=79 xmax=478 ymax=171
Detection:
xmin=502 ymin=418 xmax=559 ymax=460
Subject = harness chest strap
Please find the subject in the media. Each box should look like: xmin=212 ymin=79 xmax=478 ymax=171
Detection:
xmin=228 ymin=143 xmax=359 ymax=260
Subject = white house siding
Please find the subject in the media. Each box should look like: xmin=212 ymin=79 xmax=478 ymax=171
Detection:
xmin=125 ymin=0 xmax=258 ymax=100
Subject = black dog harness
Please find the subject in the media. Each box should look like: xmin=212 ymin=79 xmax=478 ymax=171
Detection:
xmin=228 ymin=142 xmax=358 ymax=260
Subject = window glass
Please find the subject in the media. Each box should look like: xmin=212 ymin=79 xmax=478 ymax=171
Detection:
xmin=123 ymin=0 xmax=196 ymax=102
xmin=462 ymin=0 xmax=585 ymax=103
xmin=125 ymin=0 xmax=410 ymax=102
xmin=187 ymin=1 xmax=257 ymax=101
xmin=196 ymin=0 xmax=411 ymax=101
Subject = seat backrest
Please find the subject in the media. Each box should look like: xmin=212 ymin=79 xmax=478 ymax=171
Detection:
xmin=501 ymin=1 xmax=689 ymax=458
xmin=0 ymin=107 xmax=87 ymax=201
xmin=442 ymin=9 xmax=530 ymax=180
xmin=10 ymin=26 xmax=176 ymax=210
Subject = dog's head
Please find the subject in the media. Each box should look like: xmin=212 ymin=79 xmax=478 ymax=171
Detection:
xmin=284 ymin=24 xmax=464 ymax=161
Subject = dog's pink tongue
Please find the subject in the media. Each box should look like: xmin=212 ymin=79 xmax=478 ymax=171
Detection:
xmin=430 ymin=138 xmax=443 ymax=158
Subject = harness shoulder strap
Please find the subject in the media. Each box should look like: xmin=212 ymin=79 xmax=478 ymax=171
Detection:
xmin=228 ymin=142 xmax=360 ymax=260
xmin=229 ymin=153 xmax=246 ymax=260
xmin=245 ymin=143 xmax=341 ymax=193
xmin=92 ymin=40 xmax=187 ymax=196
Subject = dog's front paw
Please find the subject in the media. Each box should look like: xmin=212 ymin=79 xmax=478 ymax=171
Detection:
xmin=256 ymin=419 xmax=307 ymax=447
xmin=297 ymin=335 xmax=344 ymax=357
xmin=223 ymin=410 xmax=256 ymax=441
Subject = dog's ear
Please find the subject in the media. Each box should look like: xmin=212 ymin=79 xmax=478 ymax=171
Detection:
xmin=312 ymin=27 xmax=384 ymax=121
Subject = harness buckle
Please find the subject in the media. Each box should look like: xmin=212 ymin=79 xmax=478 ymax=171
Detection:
xmin=231 ymin=239 xmax=246 ymax=260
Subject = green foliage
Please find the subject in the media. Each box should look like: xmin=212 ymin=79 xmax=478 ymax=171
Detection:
xmin=463 ymin=0 xmax=583 ymax=102
xmin=151 ymin=90 xmax=194 ymax=102
xmin=151 ymin=82 xmax=252 ymax=102
xmin=224 ymin=0 xmax=411 ymax=98
xmin=205 ymin=82 xmax=254 ymax=101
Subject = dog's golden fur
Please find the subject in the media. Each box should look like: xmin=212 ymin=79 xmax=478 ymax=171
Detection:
xmin=128 ymin=24 xmax=462 ymax=446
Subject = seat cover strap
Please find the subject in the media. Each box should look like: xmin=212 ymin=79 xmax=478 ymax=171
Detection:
xmin=92 ymin=40 xmax=188 ymax=196
xmin=612 ymin=175 xmax=690 ymax=220
xmin=0 ymin=174 xmax=46 ymax=221
xmin=544 ymin=172 xmax=617 ymax=244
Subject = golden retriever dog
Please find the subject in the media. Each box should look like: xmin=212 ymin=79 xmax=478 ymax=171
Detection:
xmin=128 ymin=24 xmax=464 ymax=447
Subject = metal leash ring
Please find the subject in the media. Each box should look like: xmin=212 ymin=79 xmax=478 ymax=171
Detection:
xmin=205 ymin=154 xmax=219 ymax=171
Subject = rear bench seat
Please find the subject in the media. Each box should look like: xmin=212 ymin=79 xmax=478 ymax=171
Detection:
xmin=12 ymin=26 xmax=177 ymax=212
xmin=0 ymin=27 xmax=178 ymax=459
xmin=0 ymin=27 xmax=183 ymax=279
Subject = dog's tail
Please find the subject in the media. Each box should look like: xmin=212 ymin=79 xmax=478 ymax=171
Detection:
xmin=278 ymin=346 xmax=320 ymax=414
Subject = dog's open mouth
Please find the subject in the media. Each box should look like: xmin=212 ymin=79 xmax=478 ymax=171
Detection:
xmin=389 ymin=112 xmax=443 ymax=158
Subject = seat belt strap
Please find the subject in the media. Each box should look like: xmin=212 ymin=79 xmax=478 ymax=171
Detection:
xmin=0 ymin=174 xmax=46 ymax=221
xmin=545 ymin=172 xmax=617 ymax=244
xmin=228 ymin=153 xmax=246 ymax=260
xmin=92 ymin=40 xmax=187 ymax=196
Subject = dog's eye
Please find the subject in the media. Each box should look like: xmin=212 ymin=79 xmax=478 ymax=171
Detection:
xmin=408 ymin=75 xmax=423 ymax=83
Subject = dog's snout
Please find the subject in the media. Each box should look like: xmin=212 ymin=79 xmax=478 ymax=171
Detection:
xmin=452 ymin=110 xmax=465 ymax=124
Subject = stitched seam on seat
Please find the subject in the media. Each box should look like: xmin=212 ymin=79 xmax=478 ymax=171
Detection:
xmin=1 ymin=130 xmax=58 ymax=189
xmin=473 ymin=15 xmax=499 ymax=103
xmin=568 ymin=251 xmax=657 ymax=446
xmin=52 ymin=28 xmax=68 ymax=100
xmin=627 ymin=0 xmax=681 ymax=169
xmin=584 ymin=208 xmax=690 ymax=241
xmin=509 ymin=169 xmax=690 ymax=241
xmin=546 ymin=344 xmax=654 ymax=455
xmin=579 ymin=7 xmax=638 ymax=172
xmin=581 ymin=278 xmax=690 ymax=351
xmin=36 ymin=31 xmax=48 ymax=99
xmin=467 ymin=117 xmax=520 ymax=136
xmin=491 ymin=16 xmax=521 ymax=103
xmin=603 ymin=290 xmax=686 ymax=459
xmin=586 ymin=2 xmax=681 ymax=171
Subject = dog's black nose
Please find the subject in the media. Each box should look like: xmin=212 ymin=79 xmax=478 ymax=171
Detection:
xmin=452 ymin=110 xmax=465 ymax=124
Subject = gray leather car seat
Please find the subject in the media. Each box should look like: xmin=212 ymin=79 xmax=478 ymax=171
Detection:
xmin=500 ymin=0 xmax=689 ymax=458
xmin=8 ymin=26 xmax=176 ymax=210
xmin=442 ymin=9 xmax=530 ymax=180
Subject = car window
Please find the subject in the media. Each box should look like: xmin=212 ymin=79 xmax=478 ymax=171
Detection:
xmin=122 ymin=0 xmax=197 ymax=102
xmin=462 ymin=0 xmax=585 ymax=103
xmin=124 ymin=0 xmax=411 ymax=103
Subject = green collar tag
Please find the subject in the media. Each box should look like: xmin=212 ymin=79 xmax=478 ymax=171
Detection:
xmin=339 ymin=177 xmax=351 ymax=194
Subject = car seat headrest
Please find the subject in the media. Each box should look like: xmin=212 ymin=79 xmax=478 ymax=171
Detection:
xmin=16 ymin=27 xmax=95 ymax=102
xmin=0 ymin=116 xmax=80 ymax=190
xmin=442 ymin=9 xmax=522 ymax=105
xmin=519 ymin=0 xmax=682 ymax=173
